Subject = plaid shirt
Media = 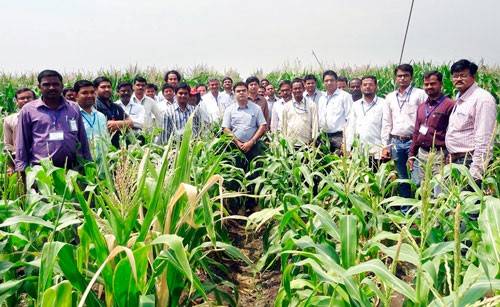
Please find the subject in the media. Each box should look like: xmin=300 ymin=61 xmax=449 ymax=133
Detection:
xmin=158 ymin=103 xmax=200 ymax=144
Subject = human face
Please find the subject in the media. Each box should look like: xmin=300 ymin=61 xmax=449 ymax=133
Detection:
xmin=305 ymin=79 xmax=317 ymax=93
xmin=118 ymin=85 xmax=133 ymax=104
xmin=39 ymin=76 xmax=63 ymax=101
xmin=323 ymin=75 xmax=337 ymax=93
xmin=96 ymin=81 xmax=112 ymax=101
xmin=145 ymin=88 xmax=156 ymax=99
xmin=423 ymin=75 xmax=443 ymax=99
xmin=349 ymin=79 xmax=361 ymax=93
xmin=15 ymin=90 xmax=35 ymax=108
xmin=258 ymin=87 xmax=266 ymax=96
xmin=265 ymin=84 xmax=275 ymax=98
xmin=395 ymin=69 xmax=413 ymax=90
xmin=222 ymin=79 xmax=232 ymax=91
xmin=452 ymin=69 xmax=475 ymax=93
xmin=234 ymin=85 xmax=249 ymax=103
xmin=261 ymin=80 xmax=269 ymax=88
xmin=163 ymin=88 xmax=174 ymax=101
xmin=280 ymin=84 xmax=291 ymax=100
xmin=197 ymin=86 xmax=207 ymax=96
xmin=167 ymin=73 xmax=179 ymax=87
xmin=76 ymin=86 xmax=97 ymax=109
xmin=361 ymin=78 xmax=377 ymax=98
xmin=133 ymin=81 xmax=147 ymax=96
xmin=208 ymin=80 xmax=220 ymax=94
xmin=278 ymin=89 xmax=283 ymax=98
xmin=248 ymin=81 xmax=259 ymax=95
xmin=337 ymin=81 xmax=348 ymax=91
xmin=176 ymin=88 xmax=189 ymax=105
xmin=64 ymin=90 xmax=75 ymax=101
xmin=292 ymin=82 xmax=304 ymax=102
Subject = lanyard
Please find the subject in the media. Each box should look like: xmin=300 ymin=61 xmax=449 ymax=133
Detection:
xmin=178 ymin=108 xmax=189 ymax=125
xmin=425 ymin=95 xmax=445 ymax=120
xmin=361 ymin=96 xmax=378 ymax=116
xmin=452 ymin=93 xmax=461 ymax=114
xmin=293 ymin=100 xmax=307 ymax=112
xmin=45 ymin=108 xmax=63 ymax=126
xmin=325 ymin=92 xmax=335 ymax=106
xmin=97 ymin=98 xmax=115 ymax=119
xmin=83 ymin=112 xmax=96 ymax=128
xmin=396 ymin=86 xmax=413 ymax=110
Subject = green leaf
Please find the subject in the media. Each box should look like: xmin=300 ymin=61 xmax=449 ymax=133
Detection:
xmin=478 ymin=197 xmax=500 ymax=275
xmin=41 ymin=280 xmax=72 ymax=307
xmin=113 ymin=257 xmax=141 ymax=307
xmin=0 ymin=215 xmax=54 ymax=229
xmin=340 ymin=215 xmax=358 ymax=269
xmin=139 ymin=294 xmax=155 ymax=307
xmin=302 ymin=204 xmax=341 ymax=241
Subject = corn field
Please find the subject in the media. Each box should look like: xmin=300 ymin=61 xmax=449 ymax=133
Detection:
xmin=0 ymin=63 xmax=500 ymax=307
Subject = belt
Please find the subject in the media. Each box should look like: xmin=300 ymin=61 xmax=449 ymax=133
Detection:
xmin=420 ymin=146 xmax=446 ymax=152
xmin=450 ymin=151 xmax=474 ymax=162
xmin=326 ymin=131 xmax=342 ymax=137
xmin=391 ymin=135 xmax=411 ymax=141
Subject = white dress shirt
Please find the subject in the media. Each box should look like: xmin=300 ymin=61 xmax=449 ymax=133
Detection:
xmin=304 ymin=90 xmax=324 ymax=104
xmin=131 ymin=93 xmax=162 ymax=129
xmin=381 ymin=86 xmax=427 ymax=146
xmin=115 ymin=100 xmax=145 ymax=129
xmin=267 ymin=96 xmax=279 ymax=120
xmin=198 ymin=91 xmax=234 ymax=123
xmin=318 ymin=88 xmax=353 ymax=133
xmin=281 ymin=97 xmax=318 ymax=144
xmin=346 ymin=96 xmax=386 ymax=158
xmin=271 ymin=98 xmax=290 ymax=132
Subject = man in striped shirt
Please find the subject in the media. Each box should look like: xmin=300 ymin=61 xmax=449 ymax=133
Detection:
xmin=446 ymin=59 xmax=497 ymax=181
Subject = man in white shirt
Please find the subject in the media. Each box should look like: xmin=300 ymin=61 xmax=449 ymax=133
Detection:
xmin=266 ymin=84 xmax=278 ymax=120
xmin=304 ymin=74 xmax=324 ymax=104
xmin=198 ymin=77 xmax=234 ymax=123
xmin=318 ymin=70 xmax=354 ymax=153
xmin=114 ymin=81 xmax=145 ymax=131
xmin=222 ymin=77 xmax=235 ymax=101
xmin=157 ymin=70 xmax=181 ymax=102
xmin=381 ymin=64 xmax=427 ymax=208
xmin=349 ymin=78 xmax=362 ymax=101
xmin=130 ymin=77 xmax=162 ymax=129
xmin=271 ymin=80 xmax=292 ymax=132
xmin=337 ymin=76 xmax=348 ymax=92
xmin=281 ymin=78 xmax=318 ymax=145
xmin=346 ymin=75 xmax=385 ymax=170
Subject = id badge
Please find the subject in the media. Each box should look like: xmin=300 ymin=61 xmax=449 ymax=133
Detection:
xmin=69 ymin=119 xmax=78 ymax=132
xmin=419 ymin=125 xmax=428 ymax=135
xmin=49 ymin=131 xmax=64 ymax=141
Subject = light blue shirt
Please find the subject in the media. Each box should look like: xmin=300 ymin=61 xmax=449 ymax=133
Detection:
xmin=79 ymin=107 xmax=109 ymax=159
xmin=222 ymin=102 xmax=266 ymax=142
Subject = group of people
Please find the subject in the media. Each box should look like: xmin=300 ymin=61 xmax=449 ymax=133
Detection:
xmin=3 ymin=59 xmax=498 ymax=210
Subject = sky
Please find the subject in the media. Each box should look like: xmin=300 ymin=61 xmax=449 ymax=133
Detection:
xmin=0 ymin=0 xmax=499 ymax=78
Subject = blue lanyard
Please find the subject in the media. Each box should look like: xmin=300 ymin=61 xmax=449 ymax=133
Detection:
xmin=83 ymin=112 xmax=96 ymax=128
xmin=97 ymin=98 xmax=115 ymax=119
xmin=44 ymin=108 xmax=63 ymax=127
xmin=325 ymin=93 xmax=335 ymax=106
xmin=452 ymin=93 xmax=461 ymax=114
xmin=361 ymin=96 xmax=378 ymax=116
xmin=396 ymin=86 xmax=413 ymax=110
xmin=425 ymin=95 xmax=445 ymax=119
xmin=293 ymin=100 xmax=307 ymax=112
xmin=178 ymin=108 xmax=188 ymax=125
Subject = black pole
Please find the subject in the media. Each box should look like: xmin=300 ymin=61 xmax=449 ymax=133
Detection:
xmin=399 ymin=0 xmax=415 ymax=65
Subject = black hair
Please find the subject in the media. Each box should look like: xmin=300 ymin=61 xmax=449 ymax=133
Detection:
xmin=15 ymin=88 xmax=36 ymax=99
xmin=63 ymin=87 xmax=74 ymax=96
xmin=233 ymin=81 xmax=248 ymax=91
xmin=134 ymin=76 xmax=147 ymax=84
xmin=261 ymin=78 xmax=270 ymax=84
xmin=304 ymin=74 xmax=318 ymax=83
xmin=245 ymin=76 xmax=260 ymax=86
xmin=37 ymin=69 xmax=63 ymax=83
xmin=422 ymin=70 xmax=443 ymax=82
xmin=222 ymin=76 xmax=233 ymax=83
xmin=322 ymin=70 xmax=338 ymax=81
xmin=291 ymin=78 xmax=304 ymax=87
xmin=146 ymin=83 xmax=158 ymax=91
xmin=196 ymin=83 xmax=207 ymax=90
xmin=450 ymin=59 xmax=478 ymax=76
xmin=259 ymin=85 xmax=266 ymax=90
xmin=361 ymin=75 xmax=378 ymax=85
xmin=73 ymin=80 xmax=94 ymax=94
xmin=174 ymin=81 xmax=190 ymax=94
xmin=162 ymin=83 xmax=174 ymax=91
xmin=279 ymin=80 xmax=292 ymax=90
xmin=165 ymin=70 xmax=181 ymax=82
xmin=348 ymin=78 xmax=361 ymax=86
xmin=93 ymin=76 xmax=112 ymax=88
xmin=117 ymin=81 xmax=133 ymax=91
xmin=394 ymin=64 xmax=414 ymax=77
xmin=337 ymin=76 xmax=348 ymax=83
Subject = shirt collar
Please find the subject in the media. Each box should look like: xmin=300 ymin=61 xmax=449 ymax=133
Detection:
xmin=174 ymin=102 xmax=191 ymax=112
xmin=326 ymin=88 xmax=339 ymax=98
xmin=237 ymin=102 xmax=250 ymax=109
xmin=131 ymin=93 xmax=145 ymax=104
xmin=35 ymin=97 xmax=70 ymax=111
xmin=362 ymin=95 xmax=378 ymax=105
xmin=426 ymin=93 xmax=444 ymax=105
xmin=458 ymin=82 xmax=478 ymax=101
xmin=293 ymin=97 xmax=305 ymax=105
xmin=79 ymin=105 xmax=97 ymax=115
xmin=397 ymin=85 xmax=413 ymax=96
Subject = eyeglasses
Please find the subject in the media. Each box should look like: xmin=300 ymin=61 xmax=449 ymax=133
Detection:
xmin=396 ymin=74 xmax=411 ymax=79
xmin=451 ymin=74 xmax=471 ymax=80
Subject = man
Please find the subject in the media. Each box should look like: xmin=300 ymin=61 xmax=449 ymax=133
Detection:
xmin=158 ymin=82 xmax=200 ymax=144
xmin=63 ymin=87 xmax=76 ymax=101
xmin=189 ymin=87 xmax=201 ymax=106
xmin=222 ymin=81 xmax=267 ymax=172
xmin=349 ymin=78 xmax=362 ymax=101
xmin=115 ymin=81 xmax=145 ymax=131
xmin=16 ymin=70 xmax=91 ymax=175
xmin=258 ymin=86 xmax=266 ymax=97
xmin=271 ymin=80 xmax=292 ymax=132
xmin=407 ymin=71 xmax=455 ymax=194
xmin=3 ymin=88 xmax=36 ymax=175
xmin=337 ymin=76 xmax=348 ymax=91
xmin=199 ymin=77 xmax=234 ymax=123
xmin=158 ymin=70 xmax=181 ymax=102
xmin=261 ymin=79 xmax=270 ymax=89
xmin=145 ymin=84 xmax=158 ymax=101
xmin=381 ymin=64 xmax=427 ymax=206
xmin=345 ymin=75 xmax=385 ymax=170
xmin=446 ymin=59 xmax=497 ymax=181
xmin=159 ymin=83 xmax=176 ymax=111
xmin=265 ymin=84 xmax=278 ymax=120
xmin=131 ymin=77 xmax=163 ymax=129
xmin=222 ymin=76 xmax=235 ymax=101
xmin=94 ymin=76 xmax=133 ymax=148
xmin=318 ymin=70 xmax=354 ymax=153
xmin=246 ymin=77 xmax=270 ymax=128
xmin=304 ymin=74 xmax=323 ymax=104
xmin=196 ymin=83 xmax=208 ymax=96
xmin=281 ymin=78 xmax=318 ymax=145
xmin=74 ymin=80 xmax=109 ymax=157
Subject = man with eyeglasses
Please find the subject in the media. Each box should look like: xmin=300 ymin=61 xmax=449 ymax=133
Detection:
xmin=446 ymin=59 xmax=497 ymax=182
xmin=381 ymin=64 xmax=427 ymax=213
xmin=281 ymin=78 xmax=318 ymax=145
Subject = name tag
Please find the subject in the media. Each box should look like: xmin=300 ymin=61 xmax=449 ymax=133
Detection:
xmin=49 ymin=131 xmax=64 ymax=141
xmin=419 ymin=125 xmax=428 ymax=135
xmin=69 ymin=119 xmax=78 ymax=132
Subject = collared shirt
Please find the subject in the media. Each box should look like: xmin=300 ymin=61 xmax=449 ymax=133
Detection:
xmin=409 ymin=94 xmax=455 ymax=158
xmin=15 ymin=97 xmax=92 ymax=171
xmin=79 ymin=107 xmax=109 ymax=142
xmin=95 ymin=98 xmax=128 ymax=149
xmin=221 ymin=91 xmax=235 ymax=101
xmin=270 ymin=98 xmax=290 ymax=132
xmin=281 ymin=97 xmax=318 ymax=144
xmin=198 ymin=91 xmax=234 ymax=123
xmin=222 ymin=101 xmax=266 ymax=143
xmin=381 ymin=86 xmax=427 ymax=145
xmin=445 ymin=82 xmax=498 ymax=178
xmin=346 ymin=96 xmax=386 ymax=158
xmin=157 ymin=99 xmax=176 ymax=114
xmin=131 ymin=93 xmax=162 ymax=129
xmin=158 ymin=102 xmax=200 ymax=144
xmin=318 ymin=88 xmax=353 ymax=133
xmin=115 ymin=99 xmax=146 ymax=129
xmin=3 ymin=113 xmax=19 ymax=154
xmin=304 ymin=90 xmax=324 ymax=104
xmin=248 ymin=95 xmax=270 ymax=128
xmin=266 ymin=96 xmax=279 ymax=120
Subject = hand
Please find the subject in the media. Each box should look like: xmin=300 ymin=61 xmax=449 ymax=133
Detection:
xmin=107 ymin=121 xmax=122 ymax=132
xmin=381 ymin=148 xmax=391 ymax=160
xmin=345 ymin=151 xmax=351 ymax=157
xmin=240 ymin=140 xmax=255 ymax=153
xmin=6 ymin=166 xmax=14 ymax=176
xmin=408 ymin=159 xmax=414 ymax=172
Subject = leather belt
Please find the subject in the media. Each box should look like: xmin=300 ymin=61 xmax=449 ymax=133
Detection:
xmin=326 ymin=131 xmax=342 ymax=137
xmin=391 ymin=135 xmax=411 ymax=141
xmin=450 ymin=151 xmax=474 ymax=162
xmin=420 ymin=146 xmax=446 ymax=152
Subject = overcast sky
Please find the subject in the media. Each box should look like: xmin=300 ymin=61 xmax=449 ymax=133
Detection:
xmin=1 ymin=0 xmax=499 ymax=78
